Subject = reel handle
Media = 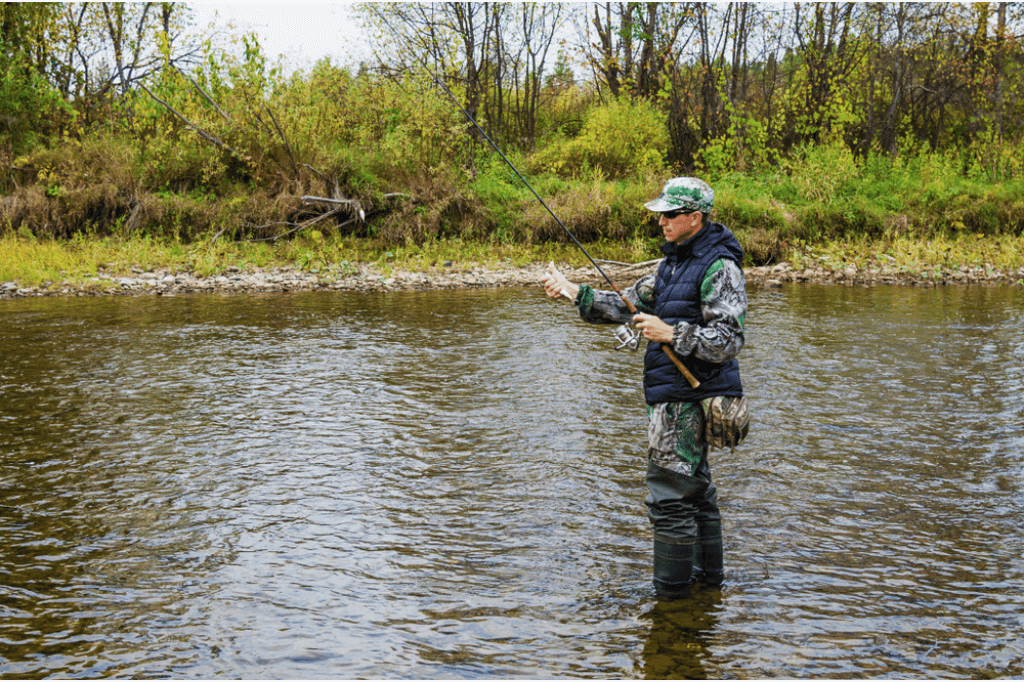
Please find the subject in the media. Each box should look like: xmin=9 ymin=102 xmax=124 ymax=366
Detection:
xmin=620 ymin=295 xmax=701 ymax=389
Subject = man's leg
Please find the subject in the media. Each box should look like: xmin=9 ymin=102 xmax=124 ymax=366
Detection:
xmin=690 ymin=458 xmax=724 ymax=587
xmin=644 ymin=402 xmax=713 ymax=599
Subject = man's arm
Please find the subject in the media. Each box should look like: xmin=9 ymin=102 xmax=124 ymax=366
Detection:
xmin=541 ymin=262 xmax=655 ymax=325
xmin=575 ymin=274 xmax=656 ymax=325
xmin=671 ymin=259 xmax=746 ymax=363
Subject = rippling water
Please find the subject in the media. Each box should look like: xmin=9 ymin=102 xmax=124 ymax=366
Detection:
xmin=1 ymin=285 xmax=1022 ymax=678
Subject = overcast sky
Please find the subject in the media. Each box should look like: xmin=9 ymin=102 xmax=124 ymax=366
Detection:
xmin=189 ymin=2 xmax=375 ymax=71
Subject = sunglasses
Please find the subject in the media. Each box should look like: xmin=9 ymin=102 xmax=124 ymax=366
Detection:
xmin=662 ymin=209 xmax=695 ymax=220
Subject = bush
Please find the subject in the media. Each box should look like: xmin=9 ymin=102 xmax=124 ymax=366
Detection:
xmin=519 ymin=174 xmax=661 ymax=243
xmin=531 ymin=97 xmax=669 ymax=180
xmin=0 ymin=44 xmax=72 ymax=159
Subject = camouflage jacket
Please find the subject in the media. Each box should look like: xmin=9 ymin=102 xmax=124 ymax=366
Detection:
xmin=574 ymin=258 xmax=746 ymax=365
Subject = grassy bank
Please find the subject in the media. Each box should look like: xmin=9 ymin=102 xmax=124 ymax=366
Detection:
xmin=6 ymin=129 xmax=1024 ymax=277
xmin=0 ymin=231 xmax=650 ymax=287
xmin=6 ymin=132 xmax=1024 ymax=288
xmin=2 ymin=229 xmax=1022 ymax=290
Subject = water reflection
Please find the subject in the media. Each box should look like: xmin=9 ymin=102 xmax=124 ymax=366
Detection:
xmin=1 ymin=284 xmax=1022 ymax=678
xmin=639 ymin=590 xmax=722 ymax=679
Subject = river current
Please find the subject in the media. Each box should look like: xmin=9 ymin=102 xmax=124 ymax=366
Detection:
xmin=1 ymin=284 xmax=1022 ymax=678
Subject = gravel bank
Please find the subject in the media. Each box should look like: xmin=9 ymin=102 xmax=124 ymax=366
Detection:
xmin=2 ymin=260 xmax=1022 ymax=299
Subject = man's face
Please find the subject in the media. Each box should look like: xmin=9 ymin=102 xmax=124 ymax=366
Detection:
xmin=660 ymin=210 xmax=704 ymax=244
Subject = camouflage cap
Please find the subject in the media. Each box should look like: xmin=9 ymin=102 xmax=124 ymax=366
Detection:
xmin=644 ymin=177 xmax=715 ymax=214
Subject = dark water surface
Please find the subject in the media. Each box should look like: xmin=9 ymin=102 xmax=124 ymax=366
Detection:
xmin=1 ymin=284 xmax=1022 ymax=679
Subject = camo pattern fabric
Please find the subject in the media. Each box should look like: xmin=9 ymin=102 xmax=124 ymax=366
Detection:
xmin=700 ymin=395 xmax=750 ymax=451
xmin=647 ymin=401 xmax=706 ymax=475
xmin=671 ymin=259 xmax=746 ymax=363
xmin=644 ymin=177 xmax=716 ymax=214
xmin=575 ymin=259 xmax=746 ymax=365
xmin=575 ymin=274 xmax=656 ymax=325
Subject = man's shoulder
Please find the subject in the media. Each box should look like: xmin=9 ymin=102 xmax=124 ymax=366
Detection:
xmin=704 ymin=257 xmax=744 ymax=281
xmin=703 ymin=222 xmax=745 ymax=268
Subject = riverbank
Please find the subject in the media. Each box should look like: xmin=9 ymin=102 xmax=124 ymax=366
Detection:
xmin=2 ymin=259 xmax=1021 ymax=299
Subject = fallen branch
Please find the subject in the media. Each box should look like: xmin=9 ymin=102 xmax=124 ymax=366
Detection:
xmin=301 ymin=195 xmax=360 ymax=206
xmin=245 ymin=207 xmax=353 ymax=243
xmin=593 ymin=259 xmax=635 ymax=267
xmin=303 ymin=164 xmax=330 ymax=185
xmin=594 ymin=257 xmax=664 ymax=269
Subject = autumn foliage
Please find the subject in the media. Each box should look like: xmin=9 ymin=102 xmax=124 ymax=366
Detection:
xmin=2 ymin=3 xmax=1024 ymax=264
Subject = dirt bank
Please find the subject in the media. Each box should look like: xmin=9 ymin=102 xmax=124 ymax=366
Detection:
xmin=1 ymin=260 xmax=1022 ymax=299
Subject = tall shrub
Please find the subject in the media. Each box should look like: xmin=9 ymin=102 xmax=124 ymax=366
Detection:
xmin=531 ymin=97 xmax=669 ymax=180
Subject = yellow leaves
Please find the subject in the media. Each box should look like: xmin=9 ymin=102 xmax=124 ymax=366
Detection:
xmin=531 ymin=97 xmax=668 ymax=181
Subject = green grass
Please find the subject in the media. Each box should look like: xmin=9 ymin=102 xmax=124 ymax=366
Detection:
xmin=787 ymin=232 xmax=1024 ymax=273
xmin=2 ymin=229 xmax=1021 ymax=290
xmin=0 ymin=232 xmax=642 ymax=287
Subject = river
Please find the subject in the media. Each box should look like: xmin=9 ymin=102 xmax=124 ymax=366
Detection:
xmin=1 ymin=284 xmax=1021 ymax=678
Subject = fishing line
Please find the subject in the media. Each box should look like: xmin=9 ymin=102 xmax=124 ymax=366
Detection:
xmin=373 ymin=18 xmax=621 ymax=293
xmin=374 ymin=23 xmax=699 ymax=386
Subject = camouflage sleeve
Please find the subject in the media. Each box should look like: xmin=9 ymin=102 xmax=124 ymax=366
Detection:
xmin=671 ymin=259 xmax=746 ymax=363
xmin=575 ymin=273 xmax=656 ymax=325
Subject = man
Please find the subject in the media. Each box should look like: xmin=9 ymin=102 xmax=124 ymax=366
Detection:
xmin=541 ymin=177 xmax=747 ymax=599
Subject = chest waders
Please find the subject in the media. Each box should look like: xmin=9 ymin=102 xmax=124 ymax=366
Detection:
xmin=643 ymin=232 xmax=744 ymax=599
xmin=647 ymin=457 xmax=724 ymax=598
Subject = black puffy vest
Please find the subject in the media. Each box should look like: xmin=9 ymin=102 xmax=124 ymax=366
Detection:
xmin=643 ymin=222 xmax=745 ymax=404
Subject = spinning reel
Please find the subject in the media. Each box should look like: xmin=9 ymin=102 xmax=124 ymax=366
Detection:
xmin=613 ymin=323 xmax=642 ymax=352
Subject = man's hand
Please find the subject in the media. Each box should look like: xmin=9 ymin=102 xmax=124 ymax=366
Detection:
xmin=633 ymin=313 xmax=674 ymax=343
xmin=541 ymin=261 xmax=579 ymax=300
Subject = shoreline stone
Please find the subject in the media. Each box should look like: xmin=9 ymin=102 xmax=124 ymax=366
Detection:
xmin=1 ymin=261 xmax=1022 ymax=299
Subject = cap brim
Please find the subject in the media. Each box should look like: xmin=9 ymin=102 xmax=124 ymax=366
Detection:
xmin=644 ymin=198 xmax=677 ymax=212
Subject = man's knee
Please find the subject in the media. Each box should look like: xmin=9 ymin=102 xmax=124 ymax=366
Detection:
xmin=644 ymin=460 xmax=707 ymax=540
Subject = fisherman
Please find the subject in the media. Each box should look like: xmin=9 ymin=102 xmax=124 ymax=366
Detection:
xmin=541 ymin=177 xmax=748 ymax=600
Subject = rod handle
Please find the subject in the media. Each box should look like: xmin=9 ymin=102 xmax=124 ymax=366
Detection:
xmin=661 ymin=346 xmax=701 ymax=389
xmin=621 ymin=295 xmax=701 ymax=389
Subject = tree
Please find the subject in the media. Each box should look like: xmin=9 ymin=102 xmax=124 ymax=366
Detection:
xmin=361 ymin=3 xmax=503 ymax=139
xmin=0 ymin=4 xmax=67 ymax=155
xmin=504 ymin=3 xmax=569 ymax=148
xmin=579 ymin=2 xmax=692 ymax=101
xmin=361 ymin=2 xmax=568 ymax=150
xmin=790 ymin=2 xmax=861 ymax=143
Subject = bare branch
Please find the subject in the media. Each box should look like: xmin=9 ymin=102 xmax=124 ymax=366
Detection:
xmin=137 ymin=82 xmax=250 ymax=160
xmin=264 ymin=102 xmax=299 ymax=173
xmin=174 ymin=65 xmax=232 ymax=123
xmin=246 ymin=207 xmax=346 ymax=242
xmin=301 ymin=196 xmax=360 ymax=206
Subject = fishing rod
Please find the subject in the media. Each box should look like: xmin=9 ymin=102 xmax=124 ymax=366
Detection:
xmin=391 ymin=37 xmax=699 ymax=388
